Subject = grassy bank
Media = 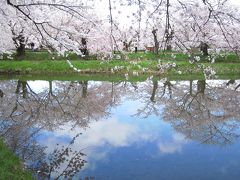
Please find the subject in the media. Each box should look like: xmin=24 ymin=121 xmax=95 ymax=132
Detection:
xmin=0 ymin=51 xmax=240 ymax=76
xmin=0 ymin=59 xmax=239 ymax=76
xmin=0 ymin=139 xmax=32 ymax=179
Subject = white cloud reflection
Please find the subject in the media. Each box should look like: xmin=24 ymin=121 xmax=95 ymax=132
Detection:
xmin=158 ymin=133 xmax=188 ymax=154
xmin=37 ymin=115 xmax=189 ymax=176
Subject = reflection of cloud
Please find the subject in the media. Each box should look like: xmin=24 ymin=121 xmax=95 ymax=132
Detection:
xmin=158 ymin=133 xmax=188 ymax=154
xmin=38 ymin=118 xmax=139 ymax=154
xmin=36 ymin=117 xmax=190 ymax=175
xmin=28 ymin=80 xmax=49 ymax=93
xmin=40 ymin=117 xmax=190 ymax=158
xmin=80 ymin=118 xmax=138 ymax=147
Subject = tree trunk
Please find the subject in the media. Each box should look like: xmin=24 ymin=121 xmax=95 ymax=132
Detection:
xmin=15 ymin=80 xmax=28 ymax=98
xmin=80 ymin=81 xmax=88 ymax=98
xmin=80 ymin=38 xmax=89 ymax=56
xmin=16 ymin=34 xmax=25 ymax=60
xmin=0 ymin=89 xmax=3 ymax=98
xmin=189 ymin=80 xmax=193 ymax=96
xmin=200 ymin=42 xmax=209 ymax=56
xmin=150 ymin=80 xmax=158 ymax=102
xmin=16 ymin=44 xmax=25 ymax=59
xmin=152 ymin=29 xmax=159 ymax=54
xmin=197 ymin=80 xmax=206 ymax=94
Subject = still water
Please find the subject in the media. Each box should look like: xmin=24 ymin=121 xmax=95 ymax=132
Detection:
xmin=0 ymin=78 xmax=240 ymax=179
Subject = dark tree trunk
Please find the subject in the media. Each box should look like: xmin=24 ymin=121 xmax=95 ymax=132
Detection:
xmin=49 ymin=81 xmax=54 ymax=96
xmin=200 ymin=42 xmax=209 ymax=56
xmin=0 ymin=89 xmax=3 ymax=98
xmin=164 ymin=0 xmax=174 ymax=51
xmin=123 ymin=40 xmax=132 ymax=52
xmin=150 ymin=80 xmax=158 ymax=102
xmin=16 ymin=44 xmax=25 ymax=59
xmin=135 ymin=47 xmax=138 ymax=53
xmin=166 ymin=45 xmax=172 ymax=51
xmin=21 ymin=81 xmax=28 ymax=98
xmin=80 ymin=38 xmax=89 ymax=56
xmin=152 ymin=29 xmax=159 ymax=54
xmin=80 ymin=81 xmax=88 ymax=98
xmin=123 ymin=41 xmax=128 ymax=51
xmin=189 ymin=80 xmax=193 ymax=96
xmin=15 ymin=80 xmax=28 ymax=98
xmin=16 ymin=34 xmax=25 ymax=60
xmin=164 ymin=81 xmax=173 ymax=99
xmin=197 ymin=80 xmax=206 ymax=94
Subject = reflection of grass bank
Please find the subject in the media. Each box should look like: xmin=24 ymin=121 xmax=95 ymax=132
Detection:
xmin=0 ymin=59 xmax=239 ymax=77
xmin=1 ymin=72 xmax=240 ymax=82
xmin=0 ymin=139 xmax=32 ymax=179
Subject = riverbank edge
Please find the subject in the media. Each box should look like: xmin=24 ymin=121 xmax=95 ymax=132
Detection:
xmin=0 ymin=60 xmax=240 ymax=77
xmin=0 ymin=139 xmax=32 ymax=179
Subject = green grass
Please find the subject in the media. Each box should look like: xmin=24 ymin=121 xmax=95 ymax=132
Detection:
xmin=1 ymin=51 xmax=239 ymax=76
xmin=0 ymin=59 xmax=239 ymax=76
xmin=3 ymin=50 xmax=239 ymax=62
xmin=0 ymin=139 xmax=32 ymax=179
xmin=3 ymin=50 xmax=97 ymax=61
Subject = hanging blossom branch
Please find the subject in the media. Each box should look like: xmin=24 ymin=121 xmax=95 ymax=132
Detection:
xmin=6 ymin=0 xmax=88 ymax=20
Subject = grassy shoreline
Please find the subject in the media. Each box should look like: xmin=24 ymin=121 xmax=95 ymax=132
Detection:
xmin=0 ymin=59 xmax=239 ymax=77
xmin=1 ymin=51 xmax=240 ymax=78
xmin=0 ymin=139 xmax=32 ymax=179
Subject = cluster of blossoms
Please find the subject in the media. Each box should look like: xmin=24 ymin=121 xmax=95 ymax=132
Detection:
xmin=129 ymin=61 xmax=138 ymax=65
xmin=97 ymin=53 xmax=130 ymax=62
xmin=111 ymin=66 xmax=125 ymax=73
xmin=203 ymin=66 xmax=216 ymax=79
xmin=125 ymin=73 xmax=129 ymax=80
xmin=194 ymin=56 xmax=201 ymax=61
xmin=132 ymin=71 xmax=139 ymax=76
xmin=141 ymin=67 xmax=149 ymax=73
xmin=114 ymin=54 xmax=122 ymax=60
xmin=129 ymin=61 xmax=149 ymax=73
xmin=157 ymin=60 xmax=177 ymax=73
xmin=207 ymin=55 xmax=216 ymax=63
xmin=207 ymin=52 xmax=226 ymax=63
xmin=124 ymin=71 xmax=140 ymax=81
xmin=6 ymin=54 xmax=13 ymax=60
xmin=97 ymin=53 xmax=113 ymax=61
xmin=189 ymin=55 xmax=201 ymax=64
xmin=171 ymin=54 xmax=176 ymax=59
xmin=129 ymin=61 xmax=147 ymax=71
xmin=67 ymin=60 xmax=81 ymax=72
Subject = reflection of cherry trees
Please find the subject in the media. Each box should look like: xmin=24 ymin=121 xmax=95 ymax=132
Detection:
xmin=0 ymin=80 xmax=126 ymax=179
xmin=133 ymin=79 xmax=240 ymax=145
xmin=33 ymin=133 xmax=88 ymax=179
xmin=133 ymin=79 xmax=173 ymax=118
xmin=0 ymin=80 xmax=125 ymax=130
xmin=163 ymin=80 xmax=240 ymax=145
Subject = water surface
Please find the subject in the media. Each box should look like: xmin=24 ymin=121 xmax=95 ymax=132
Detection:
xmin=0 ymin=78 xmax=240 ymax=179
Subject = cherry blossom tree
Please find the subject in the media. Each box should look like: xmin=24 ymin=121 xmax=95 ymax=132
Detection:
xmin=1 ymin=0 xmax=240 ymax=61
xmin=0 ymin=0 xmax=101 ymax=57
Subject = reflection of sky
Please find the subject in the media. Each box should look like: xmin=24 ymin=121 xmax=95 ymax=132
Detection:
xmin=28 ymin=80 xmax=49 ymax=93
xmin=34 ymin=95 xmax=191 ymax=178
xmin=26 ymin=80 xmax=240 ymax=179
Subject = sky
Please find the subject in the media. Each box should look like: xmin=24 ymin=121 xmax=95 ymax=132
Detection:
xmin=229 ymin=0 xmax=240 ymax=6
